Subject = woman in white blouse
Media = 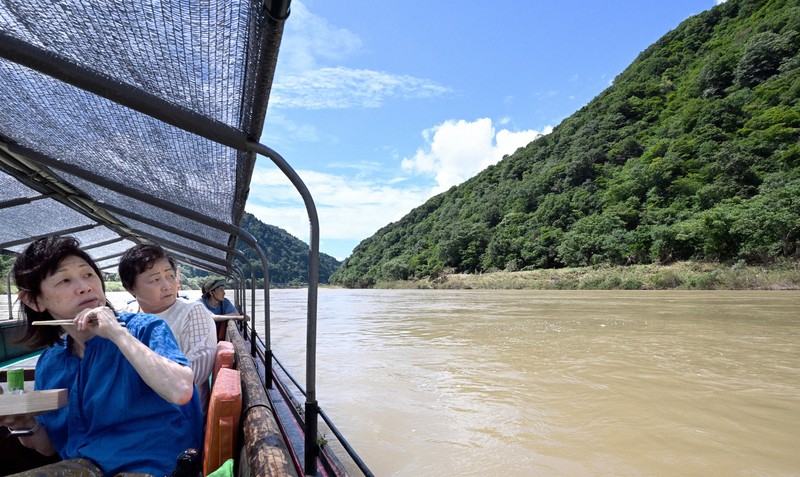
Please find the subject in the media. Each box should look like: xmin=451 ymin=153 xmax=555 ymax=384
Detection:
xmin=118 ymin=243 xmax=217 ymax=411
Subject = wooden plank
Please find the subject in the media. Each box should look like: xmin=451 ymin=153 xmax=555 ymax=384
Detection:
xmin=32 ymin=320 xmax=125 ymax=327
xmin=211 ymin=314 xmax=247 ymax=322
xmin=0 ymin=389 xmax=67 ymax=416
xmin=227 ymin=323 xmax=298 ymax=476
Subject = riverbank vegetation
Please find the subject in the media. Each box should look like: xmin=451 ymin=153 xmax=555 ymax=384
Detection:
xmin=331 ymin=0 xmax=800 ymax=289
xmin=375 ymin=260 xmax=800 ymax=290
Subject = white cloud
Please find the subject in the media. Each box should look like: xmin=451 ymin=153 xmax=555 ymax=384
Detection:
xmin=246 ymin=167 xmax=429 ymax=251
xmin=716 ymin=0 xmax=728 ymax=4
xmin=400 ymin=118 xmax=549 ymax=194
xmin=249 ymin=118 xmax=551 ymax=258
xmin=271 ymin=1 xmax=451 ymax=111
xmin=277 ymin=1 xmax=363 ymax=74
xmin=261 ymin=111 xmax=320 ymax=142
xmin=271 ymin=67 xmax=450 ymax=109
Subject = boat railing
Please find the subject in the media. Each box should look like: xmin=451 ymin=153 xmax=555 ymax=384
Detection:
xmin=270 ymin=352 xmax=371 ymax=475
xmin=241 ymin=321 xmax=375 ymax=477
xmin=226 ymin=320 xmax=299 ymax=477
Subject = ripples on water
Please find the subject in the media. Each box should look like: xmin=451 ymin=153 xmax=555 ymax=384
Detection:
xmin=14 ymin=289 xmax=797 ymax=476
xmin=262 ymin=289 xmax=800 ymax=477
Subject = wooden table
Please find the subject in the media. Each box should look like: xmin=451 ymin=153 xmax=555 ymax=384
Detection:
xmin=0 ymin=389 xmax=67 ymax=416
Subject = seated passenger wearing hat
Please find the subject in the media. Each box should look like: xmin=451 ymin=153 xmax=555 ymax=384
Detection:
xmin=199 ymin=278 xmax=238 ymax=316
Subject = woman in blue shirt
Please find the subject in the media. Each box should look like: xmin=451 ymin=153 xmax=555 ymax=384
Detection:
xmin=0 ymin=236 xmax=203 ymax=476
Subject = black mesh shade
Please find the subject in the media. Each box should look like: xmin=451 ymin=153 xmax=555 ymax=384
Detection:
xmin=0 ymin=0 xmax=286 ymax=272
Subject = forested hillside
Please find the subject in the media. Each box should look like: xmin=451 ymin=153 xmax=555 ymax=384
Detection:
xmin=332 ymin=0 xmax=800 ymax=288
xmin=232 ymin=213 xmax=341 ymax=286
xmin=186 ymin=212 xmax=341 ymax=286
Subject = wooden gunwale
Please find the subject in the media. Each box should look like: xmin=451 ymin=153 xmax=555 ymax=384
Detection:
xmin=225 ymin=320 xmax=299 ymax=477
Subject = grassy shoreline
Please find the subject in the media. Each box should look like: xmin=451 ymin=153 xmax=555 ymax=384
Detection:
xmin=374 ymin=260 xmax=800 ymax=290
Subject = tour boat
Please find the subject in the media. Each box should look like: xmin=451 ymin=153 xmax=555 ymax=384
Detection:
xmin=0 ymin=0 xmax=372 ymax=475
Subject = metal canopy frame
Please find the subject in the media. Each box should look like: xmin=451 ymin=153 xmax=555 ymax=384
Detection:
xmin=0 ymin=0 xmax=338 ymax=474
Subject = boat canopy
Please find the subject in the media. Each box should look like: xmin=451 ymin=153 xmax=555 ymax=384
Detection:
xmin=0 ymin=2 xmax=359 ymax=475
xmin=0 ymin=0 xmax=291 ymax=275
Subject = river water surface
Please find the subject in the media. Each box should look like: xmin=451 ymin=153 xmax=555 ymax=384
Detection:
xmin=252 ymin=289 xmax=799 ymax=477
xmin=46 ymin=289 xmax=800 ymax=475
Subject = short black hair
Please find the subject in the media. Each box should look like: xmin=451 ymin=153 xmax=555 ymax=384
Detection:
xmin=13 ymin=235 xmax=108 ymax=348
xmin=118 ymin=243 xmax=176 ymax=291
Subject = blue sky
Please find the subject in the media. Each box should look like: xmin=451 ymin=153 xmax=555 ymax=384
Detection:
xmin=246 ymin=0 xmax=727 ymax=260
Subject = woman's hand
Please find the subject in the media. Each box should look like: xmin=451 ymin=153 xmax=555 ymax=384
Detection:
xmin=0 ymin=414 xmax=36 ymax=430
xmin=73 ymin=306 xmax=125 ymax=340
xmin=73 ymin=311 xmax=195 ymax=405
xmin=69 ymin=307 xmax=193 ymax=405
xmin=0 ymin=414 xmax=55 ymax=455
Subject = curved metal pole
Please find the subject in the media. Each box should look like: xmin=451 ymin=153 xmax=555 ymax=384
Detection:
xmin=233 ymin=250 xmax=249 ymax=314
xmin=226 ymin=268 xmax=243 ymax=337
xmin=238 ymin=269 xmax=247 ymax=317
xmin=231 ymin=265 xmax=245 ymax=313
xmin=240 ymin=239 xmax=270 ymax=387
xmin=245 ymin=140 xmax=319 ymax=475
xmin=233 ymin=249 xmax=261 ymax=348
xmin=233 ymin=227 xmax=271 ymax=366
xmin=252 ymin=261 xmax=261 ymax=370
xmin=232 ymin=260 xmax=249 ymax=331
xmin=6 ymin=269 xmax=13 ymax=320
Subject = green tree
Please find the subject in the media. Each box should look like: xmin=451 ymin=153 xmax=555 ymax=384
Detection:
xmin=697 ymin=52 xmax=737 ymax=98
xmin=557 ymin=214 xmax=629 ymax=266
xmin=735 ymin=31 xmax=797 ymax=88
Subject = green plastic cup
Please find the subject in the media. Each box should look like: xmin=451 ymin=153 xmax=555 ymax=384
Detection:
xmin=7 ymin=368 xmax=24 ymax=393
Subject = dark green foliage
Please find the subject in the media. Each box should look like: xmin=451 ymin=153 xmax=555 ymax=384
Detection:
xmin=734 ymin=30 xmax=798 ymax=87
xmin=232 ymin=213 xmax=341 ymax=286
xmin=183 ymin=213 xmax=341 ymax=286
xmin=330 ymin=0 xmax=800 ymax=288
xmin=0 ymin=252 xmax=13 ymax=293
xmin=698 ymin=52 xmax=737 ymax=98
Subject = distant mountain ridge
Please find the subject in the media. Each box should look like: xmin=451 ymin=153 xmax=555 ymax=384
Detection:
xmin=236 ymin=213 xmax=342 ymax=285
xmin=331 ymin=0 xmax=800 ymax=288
